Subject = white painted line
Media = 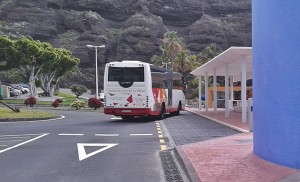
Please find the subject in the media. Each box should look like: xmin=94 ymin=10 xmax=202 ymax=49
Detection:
xmin=0 ymin=140 xmax=23 ymax=142
xmin=77 ymin=143 xmax=118 ymax=161
xmin=58 ymin=134 xmax=84 ymax=136
xmin=111 ymin=117 xmax=122 ymax=120
xmin=130 ymin=134 xmax=153 ymax=136
xmin=0 ymin=134 xmax=46 ymax=137
xmin=0 ymin=133 xmax=49 ymax=154
xmin=95 ymin=134 xmax=119 ymax=137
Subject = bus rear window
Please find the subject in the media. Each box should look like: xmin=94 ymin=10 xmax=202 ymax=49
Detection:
xmin=108 ymin=67 xmax=144 ymax=82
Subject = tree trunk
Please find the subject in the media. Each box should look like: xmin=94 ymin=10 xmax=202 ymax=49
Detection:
xmin=29 ymin=67 xmax=38 ymax=97
xmin=49 ymin=77 xmax=60 ymax=97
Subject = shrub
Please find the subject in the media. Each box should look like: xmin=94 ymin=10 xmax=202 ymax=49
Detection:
xmin=55 ymin=98 xmax=63 ymax=103
xmin=52 ymin=100 xmax=59 ymax=108
xmin=70 ymin=85 xmax=88 ymax=98
xmin=88 ymin=98 xmax=103 ymax=110
xmin=70 ymin=100 xmax=85 ymax=110
xmin=24 ymin=96 xmax=37 ymax=107
xmin=52 ymin=98 xmax=63 ymax=108
xmin=0 ymin=95 xmax=3 ymax=100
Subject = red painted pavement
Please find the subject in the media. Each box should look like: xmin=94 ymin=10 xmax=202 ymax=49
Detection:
xmin=177 ymin=107 xmax=299 ymax=182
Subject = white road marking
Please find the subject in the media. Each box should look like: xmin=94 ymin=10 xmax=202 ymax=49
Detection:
xmin=95 ymin=134 xmax=119 ymax=137
xmin=58 ymin=134 xmax=84 ymax=136
xmin=0 ymin=134 xmax=46 ymax=137
xmin=77 ymin=143 xmax=118 ymax=161
xmin=130 ymin=134 xmax=153 ymax=136
xmin=110 ymin=117 xmax=122 ymax=120
xmin=0 ymin=133 xmax=49 ymax=154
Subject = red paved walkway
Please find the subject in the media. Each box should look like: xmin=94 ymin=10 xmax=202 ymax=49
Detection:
xmin=176 ymin=107 xmax=299 ymax=182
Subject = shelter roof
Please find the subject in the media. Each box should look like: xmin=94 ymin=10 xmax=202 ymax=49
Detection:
xmin=191 ymin=47 xmax=252 ymax=80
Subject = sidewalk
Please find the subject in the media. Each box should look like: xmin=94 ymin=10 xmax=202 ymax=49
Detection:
xmin=176 ymin=107 xmax=300 ymax=182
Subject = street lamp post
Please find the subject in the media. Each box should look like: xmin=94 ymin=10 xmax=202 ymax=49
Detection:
xmin=162 ymin=62 xmax=171 ymax=69
xmin=86 ymin=44 xmax=105 ymax=99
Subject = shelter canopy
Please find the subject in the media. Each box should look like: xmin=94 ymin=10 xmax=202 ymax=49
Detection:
xmin=191 ymin=47 xmax=252 ymax=81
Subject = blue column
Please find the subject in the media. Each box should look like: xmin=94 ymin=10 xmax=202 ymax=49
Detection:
xmin=253 ymin=1 xmax=300 ymax=169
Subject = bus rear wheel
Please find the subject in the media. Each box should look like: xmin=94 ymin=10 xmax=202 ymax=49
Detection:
xmin=121 ymin=116 xmax=134 ymax=120
xmin=174 ymin=102 xmax=182 ymax=116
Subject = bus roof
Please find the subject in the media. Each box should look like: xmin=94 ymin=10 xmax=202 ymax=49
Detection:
xmin=106 ymin=60 xmax=182 ymax=77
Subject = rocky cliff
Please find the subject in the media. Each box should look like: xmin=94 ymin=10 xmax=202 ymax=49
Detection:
xmin=0 ymin=0 xmax=251 ymax=88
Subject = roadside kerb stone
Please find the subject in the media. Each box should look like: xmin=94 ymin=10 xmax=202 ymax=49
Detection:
xmin=0 ymin=115 xmax=63 ymax=122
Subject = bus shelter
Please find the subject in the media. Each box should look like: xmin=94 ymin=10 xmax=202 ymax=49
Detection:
xmin=191 ymin=47 xmax=252 ymax=123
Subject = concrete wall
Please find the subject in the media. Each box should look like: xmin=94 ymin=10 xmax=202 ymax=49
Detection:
xmin=253 ymin=1 xmax=300 ymax=169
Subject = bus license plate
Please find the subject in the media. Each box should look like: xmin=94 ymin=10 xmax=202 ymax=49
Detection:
xmin=122 ymin=110 xmax=131 ymax=113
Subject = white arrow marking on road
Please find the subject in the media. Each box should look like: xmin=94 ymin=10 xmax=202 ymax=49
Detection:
xmin=77 ymin=143 xmax=118 ymax=161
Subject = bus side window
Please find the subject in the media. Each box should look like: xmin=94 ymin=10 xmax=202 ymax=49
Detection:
xmin=152 ymin=83 xmax=162 ymax=88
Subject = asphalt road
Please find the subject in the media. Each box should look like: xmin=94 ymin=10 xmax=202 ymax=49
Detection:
xmin=0 ymin=109 xmax=240 ymax=182
xmin=0 ymin=111 xmax=164 ymax=182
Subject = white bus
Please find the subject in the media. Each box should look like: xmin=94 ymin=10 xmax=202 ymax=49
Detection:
xmin=103 ymin=61 xmax=185 ymax=120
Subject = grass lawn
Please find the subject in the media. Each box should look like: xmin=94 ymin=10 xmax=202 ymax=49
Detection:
xmin=0 ymin=108 xmax=57 ymax=119
xmin=56 ymin=92 xmax=87 ymax=105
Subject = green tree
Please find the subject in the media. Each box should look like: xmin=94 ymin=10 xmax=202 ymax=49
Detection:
xmin=162 ymin=31 xmax=183 ymax=70
xmin=188 ymin=43 xmax=222 ymax=99
xmin=151 ymin=31 xmax=183 ymax=70
xmin=71 ymin=85 xmax=88 ymax=98
xmin=39 ymin=48 xmax=80 ymax=96
xmin=0 ymin=36 xmax=20 ymax=71
xmin=15 ymin=37 xmax=56 ymax=97
xmin=198 ymin=43 xmax=221 ymax=66
xmin=173 ymin=50 xmax=198 ymax=74
xmin=150 ymin=48 xmax=169 ymax=68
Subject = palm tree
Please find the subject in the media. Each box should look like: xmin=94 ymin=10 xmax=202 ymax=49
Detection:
xmin=150 ymin=48 xmax=169 ymax=68
xmin=198 ymin=43 xmax=221 ymax=66
xmin=162 ymin=31 xmax=182 ymax=70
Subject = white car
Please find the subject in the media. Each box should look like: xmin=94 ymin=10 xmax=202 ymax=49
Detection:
xmin=9 ymin=87 xmax=21 ymax=97
xmin=20 ymin=87 xmax=30 ymax=94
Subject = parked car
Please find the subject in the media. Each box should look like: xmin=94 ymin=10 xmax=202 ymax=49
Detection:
xmin=11 ymin=84 xmax=30 ymax=94
xmin=9 ymin=87 xmax=21 ymax=97
xmin=17 ymin=86 xmax=30 ymax=94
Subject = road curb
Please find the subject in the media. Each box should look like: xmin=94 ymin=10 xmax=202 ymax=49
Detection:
xmin=173 ymin=146 xmax=201 ymax=182
xmin=0 ymin=115 xmax=63 ymax=122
